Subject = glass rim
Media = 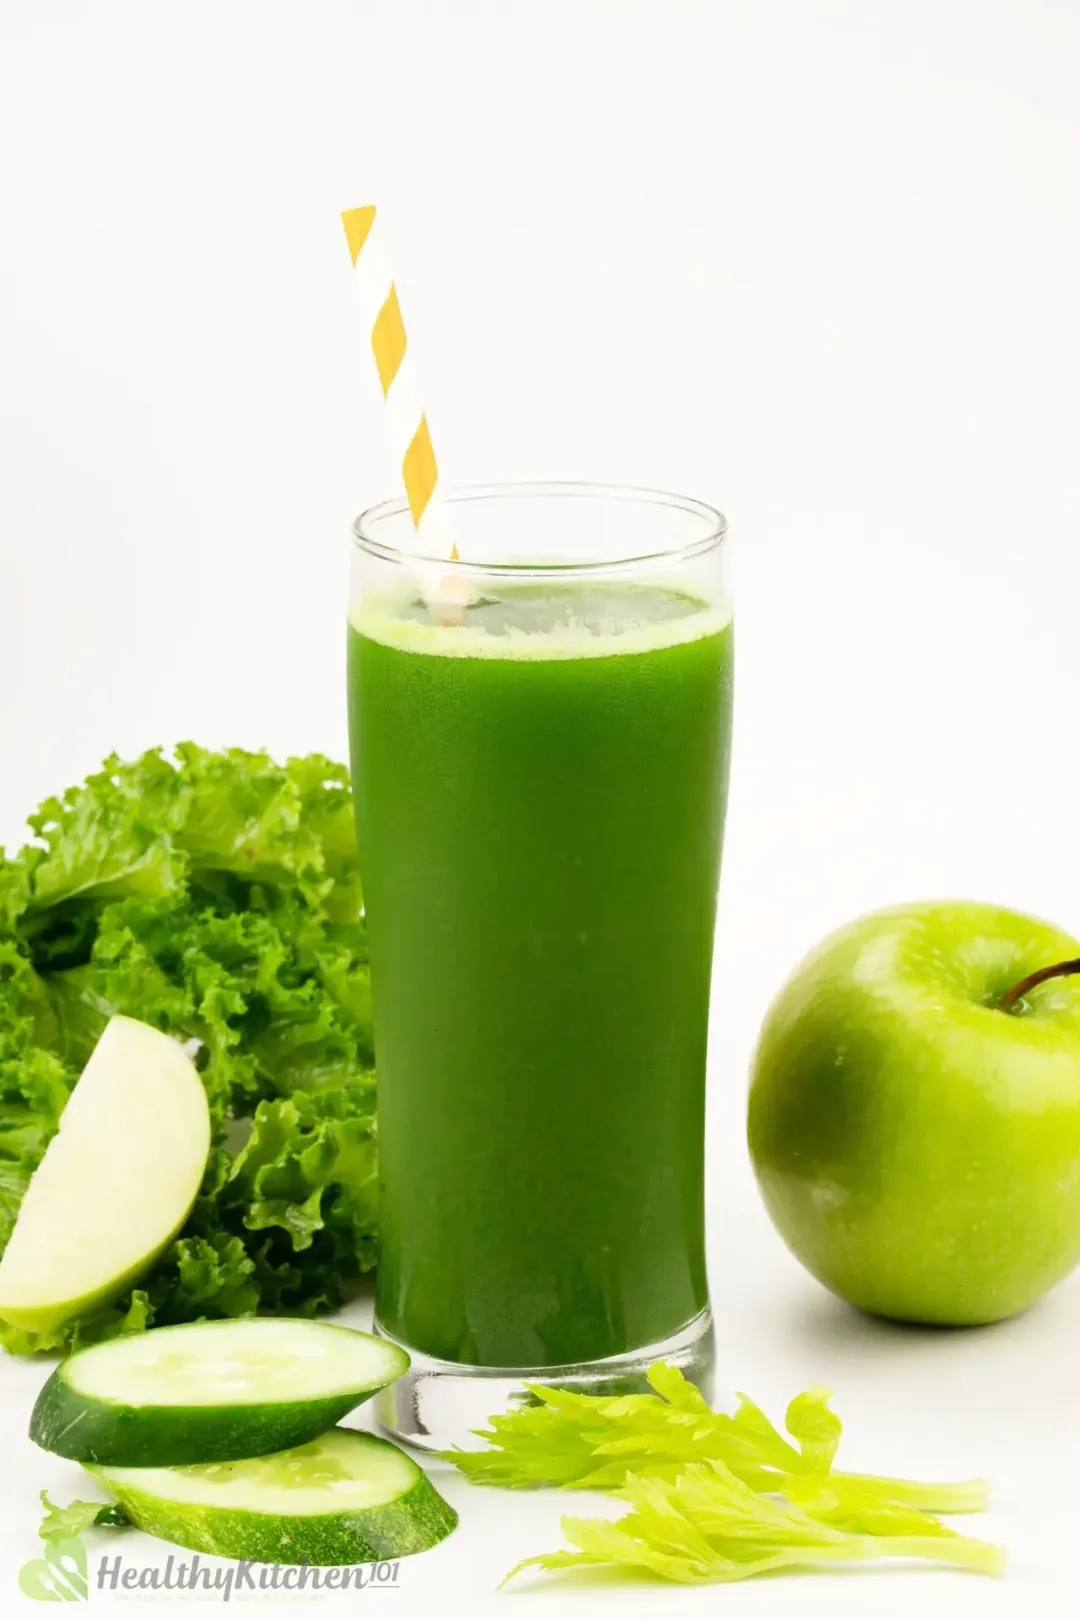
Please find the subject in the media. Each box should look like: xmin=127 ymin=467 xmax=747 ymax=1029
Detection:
xmin=351 ymin=481 xmax=728 ymax=574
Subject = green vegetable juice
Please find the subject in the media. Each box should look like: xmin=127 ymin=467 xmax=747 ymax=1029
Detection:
xmin=348 ymin=581 xmax=733 ymax=1368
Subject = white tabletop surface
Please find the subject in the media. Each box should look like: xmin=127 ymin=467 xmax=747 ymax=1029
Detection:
xmin=3 ymin=0 xmax=1080 ymax=1611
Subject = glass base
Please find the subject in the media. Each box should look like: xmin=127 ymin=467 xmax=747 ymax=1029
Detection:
xmin=372 ymin=1305 xmax=715 ymax=1453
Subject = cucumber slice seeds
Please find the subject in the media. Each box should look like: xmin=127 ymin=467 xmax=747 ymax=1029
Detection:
xmin=31 ymin=1319 xmax=409 ymax=1466
xmin=90 ymin=1428 xmax=458 ymax=1565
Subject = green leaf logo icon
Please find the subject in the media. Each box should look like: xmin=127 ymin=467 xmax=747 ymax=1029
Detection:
xmin=18 ymin=1536 xmax=88 ymax=1601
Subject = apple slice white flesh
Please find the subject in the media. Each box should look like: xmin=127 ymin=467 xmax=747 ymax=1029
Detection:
xmin=0 ymin=1016 xmax=211 ymax=1334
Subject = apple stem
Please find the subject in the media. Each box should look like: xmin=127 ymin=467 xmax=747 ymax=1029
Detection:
xmin=996 ymin=957 xmax=1080 ymax=1014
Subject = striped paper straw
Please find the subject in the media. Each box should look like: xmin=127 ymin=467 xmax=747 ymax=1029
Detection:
xmin=342 ymin=205 xmax=458 ymax=563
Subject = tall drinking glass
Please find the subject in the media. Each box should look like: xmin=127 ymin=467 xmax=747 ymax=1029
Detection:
xmin=347 ymin=484 xmax=733 ymax=1448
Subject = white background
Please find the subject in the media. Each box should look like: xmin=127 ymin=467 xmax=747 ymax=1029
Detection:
xmin=2 ymin=0 xmax=1080 ymax=1612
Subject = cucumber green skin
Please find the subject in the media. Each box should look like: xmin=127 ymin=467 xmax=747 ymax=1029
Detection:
xmin=88 ymin=1458 xmax=459 ymax=1565
xmin=30 ymin=1373 xmax=390 ymax=1467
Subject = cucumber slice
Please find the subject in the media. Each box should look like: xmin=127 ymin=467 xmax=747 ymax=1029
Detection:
xmin=90 ymin=1428 xmax=457 ymax=1565
xmin=31 ymin=1319 xmax=410 ymax=1466
xmin=0 ymin=1016 xmax=211 ymax=1334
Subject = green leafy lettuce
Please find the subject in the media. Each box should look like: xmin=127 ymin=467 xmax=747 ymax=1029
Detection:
xmin=0 ymin=746 xmax=376 ymax=1353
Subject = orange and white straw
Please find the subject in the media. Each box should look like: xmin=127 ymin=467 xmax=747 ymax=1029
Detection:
xmin=341 ymin=205 xmax=458 ymax=563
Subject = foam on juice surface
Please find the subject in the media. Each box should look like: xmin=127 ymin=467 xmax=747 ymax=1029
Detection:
xmin=352 ymin=581 xmax=731 ymax=660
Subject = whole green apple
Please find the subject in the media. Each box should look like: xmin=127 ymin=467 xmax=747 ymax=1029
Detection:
xmin=747 ymin=901 xmax=1080 ymax=1325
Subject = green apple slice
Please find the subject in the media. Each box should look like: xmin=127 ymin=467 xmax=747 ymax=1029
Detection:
xmin=0 ymin=1016 xmax=211 ymax=1333
xmin=30 ymin=1318 xmax=410 ymax=1465
xmin=89 ymin=1428 xmax=458 ymax=1565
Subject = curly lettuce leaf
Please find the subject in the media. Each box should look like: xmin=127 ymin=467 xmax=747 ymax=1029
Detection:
xmin=21 ymin=752 xmax=186 ymax=920
xmin=172 ymin=744 xmax=362 ymax=919
xmin=0 ymin=854 xmax=28 ymax=934
xmin=0 ymin=943 xmax=73 ymax=1248
xmin=11 ymin=744 xmax=362 ymax=936
xmin=0 ymin=745 xmax=376 ymax=1356
xmin=81 ymin=897 xmax=373 ymax=1111
xmin=138 ymin=1234 xmax=262 ymax=1325
xmin=226 ymin=1085 xmax=378 ymax=1266
xmin=0 ymin=1160 xmax=30 ymax=1257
